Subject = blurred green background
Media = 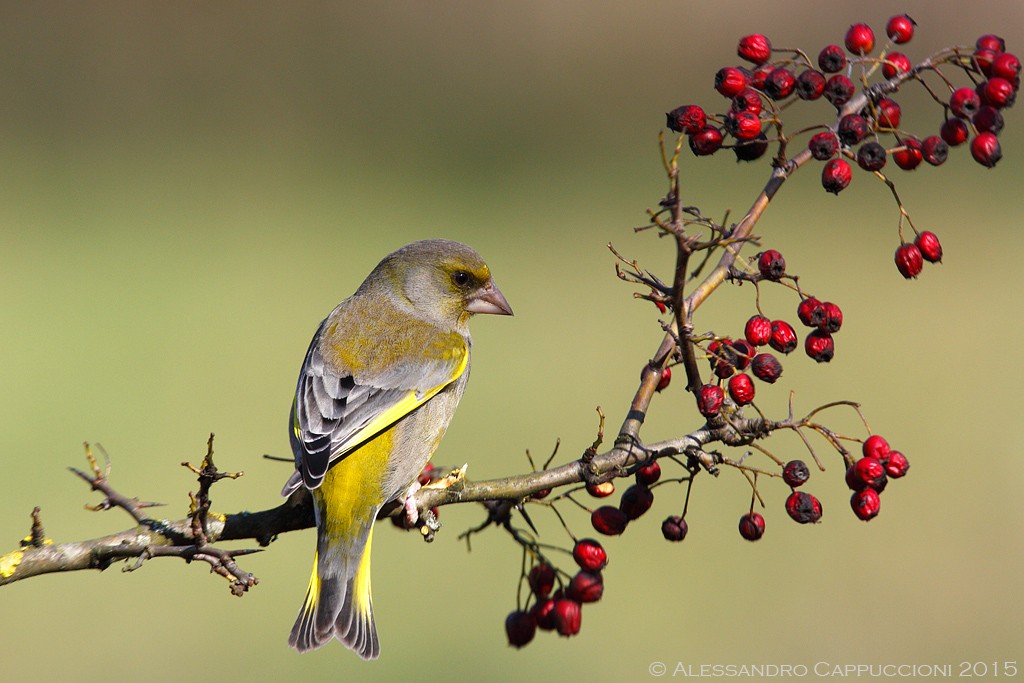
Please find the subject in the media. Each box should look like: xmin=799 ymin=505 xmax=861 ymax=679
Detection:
xmin=2 ymin=2 xmax=1022 ymax=681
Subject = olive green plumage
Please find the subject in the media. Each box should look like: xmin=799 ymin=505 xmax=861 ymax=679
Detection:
xmin=285 ymin=239 xmax=512 ymax=657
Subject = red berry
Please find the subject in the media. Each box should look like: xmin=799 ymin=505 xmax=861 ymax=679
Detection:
xmin=745 ymin=314 xmax=773 ymax=346
xmin=769 ymin=320 xmax=798 ymax=354
xmin=586 ymin=481 xmax=615 ymax=498
xmin=738 ymin=34 xmax=773 ymax=65
xmin=751 ymin=353 xmax=783 ymax=383
xmin=567 ymin=571 xmax=604 ymax=604
xmin=950 ymin=87 xmax=981 ymax=119
xmin=661 ymin=515 xmax=689 ymax=542
xmin=892 ymin=138 xmax=923 ymax=170
xmin=797 ymin=297 xmax=826 ymax=327
xmin=731 ymin=339 xmax=756 ymax=370
xmin=733 ymin=134 xmax=769 ymax=163
xmin=591 ymin=506 xmax=629 ymax=535
xmin=757 ymin=249 xmax=786 ymax=280
xmin=656 ymin=366 xmax=672 ymax=392
xmin=738 ymin=512 xmax=766 ymax=541
xmin=818 ymin=44 xmax=847 ymax=73
xmin=532 ymin=595 xmax=558 ymax=631
xmin=553 ymin=598 xmax=582 ymax=637
xmin=976 ymin=34 xmax=1006 ymax=54
xmin=708 ymin=339 xmax=737 ymax=379
xmin=804 ymin=329 xmax=835 ymax=363
xmin=505 ymin=610 xmax=537 ymax=648
xmin=731 ymin=88 xmax=763 ymax=115
xmin=785 ymin=491 xmax=823 ymax=524
xmin=851 ymin=488 xmax=881 ymax=521
xmin=979 ymin=77 xmax=1016 ymax=109
xmin=886 ymin=14 xmax=916 ymax=44
xmin=796 ymin=70 xmax=826 ymax=100
xmin=845 ymin=23 xmax=875 ymax=55
xmin=666 ymin=104 xmax=707 ymax=134
xmin=764 ymin=67 xmax=796 ymax=100
xmin=697 ymin=384 xmax=725 ymax=417
xmin=846 ymin=456 xmax=888 ymax=492
xmin=991 ymin=52 xmax=1021 ymax=81
xmin=749 ymin=64 xmax=773 ymax=90
xmin=824 ymin=74 xmax=855 ymax=106
xmin=689 ymin=127 xmax=724 ymax=156
xmin=572 ymin=538 xmax=608 ymax=571
xmin=876 ymin=97 xmax=902 ymax=128
xmin=885 ymin=450 xmax=910 ymax=478
xmin=821 ymin=158 xmax=852 ymax=194
xmin=895 ymin=243 xmax=924 ymax=279
xmin=619 ymin=483 xmax=654 ymax=520
xmin=862 ymin=434 xmax=890 ymax=461
xmin=636 ymin=460 xmax=662 ymax=486
xmin=921 ymin=136 xmax=948 ymax=166
xmin=528 ymin=563 xmax=556 ymax=598
xmin=971 ymin=131 xmax=1002 ymax=167
xmin=838 ymin=114 xmax=869 ymax=145
xmin=820 ymin=301 xmax=843 ymax=333
xmin=856 ymin=141 xmax=887 ymax=171
xmin=915 ymin=231 xmax=942 ymax=263
xmin=940 ymin=118 xmax=969 ymax=146
xmin=715 ymin=66 xmax=750 ymax=98
xmin=882 ymin=52 xmax=911 ymax=79
xmin=809 ymin=131 xmax=839 ymax=160
xmin=728 ymin=373 xmax=756 ymax=405
xmin=974 ymin=106 xmax=1005 ymax=135
xmin=974 ymin=48 xmax=998 ymax=77
xmin=725 ymin=110 xmax=762 ymax=141
xmin=782 ymin=459 xmax=810 ymax=488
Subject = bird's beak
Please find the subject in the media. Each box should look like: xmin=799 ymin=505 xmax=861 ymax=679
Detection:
xmin=466 ymin=281 xmax=514 ymax=316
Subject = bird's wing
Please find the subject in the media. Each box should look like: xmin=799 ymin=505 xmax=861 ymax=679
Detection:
xmin=282 ymin=319 xmax=468 ymax=495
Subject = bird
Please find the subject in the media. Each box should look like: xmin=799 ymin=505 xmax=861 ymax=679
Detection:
xmin=282 ymin=239 xmax=512 ymax=658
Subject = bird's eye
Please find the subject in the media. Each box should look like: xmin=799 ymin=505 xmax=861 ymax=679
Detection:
xmin=452 ymin=271 xmax=471 ymax=287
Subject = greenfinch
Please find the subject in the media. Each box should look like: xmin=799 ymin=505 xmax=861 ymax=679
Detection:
xmin=283 ymin=239 xmax=512 ymax=657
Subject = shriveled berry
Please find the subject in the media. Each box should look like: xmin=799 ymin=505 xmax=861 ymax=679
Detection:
xmin=838 ymin=114 xmax=869 ymax=145
xmin=804 ymin=329 xmax=835 ymax=363
xmin=769 ymin=320 xmax=798 ymax=354
xmin=528 ymin=563 xmax=556 ymax=598
xmin=979 ymin=77 xmax=1016 ymax=109
xmin=886 ymin=14 xmax=916 ymax=44
xmin=940 ymin=118 xmax=969 ymax=146
xmin=656 ymin=366 xmax=672 ymax=392
xmin=751 ymin=352 xmax=783 ymax=383
xmin=991 ymin=52 xmax=1021 ymax=81
xmin=636 ymin=460 xmax=662 ymax=486
xmin=715 ymin=66 xmax=749 ymax=98
xmin=666 ymin=104 xmax=707 ymax=134
xmin=785 ymin=491 xmax=823 ymax=524
xmin=728 ymin=373 xmax=756 ymax=405
xmin=976 ymin=34 xmax=1006 ymax=54
xmin=885 ymin=450 xmax=910 ymax=478
xmin=821 ymin=158 xmax=852 ymax=194
xmin=738 ymin=512 xmax=765 ymax=541
xmin=882 ymin=52 xmax=911 ymax=79
xmin=862 ymin=434 xmax=890 ymax=461
xmin=689 ymin=127 xmax=724 ymax=156
xmin=915 ymin=231 xmax=942 ymax=263
xmin=973 ymin=106 xmax=1004 ymax=135
xmin=586 ymin=481 xmax=615 ymax=498
xmin=591 ymin=505 xmax=628 ymax=535
xmin=764 ymin=67 xmax=796 ymax=100
xmin=820 ymin=301 xmax=843 ymax=333
xmin=796 ymin=70 xmax=826 ymax=100
xmin=553 ymin=598 xmax=582 ymax=637
xmin=619 ymin=483 xmax=654 ymax=520
xmin=845 ymin=23 xmax=875 ymax=55
xmin=851 ymin=488 xmax=881 ymax=521
xmin=895 ymin=243 xmax=923 ymax=278
xmin=809 ymin=131 xmax=839 ymax=160
xmin=892 ymin=138 xmax=923 ymax=170
xmin=731 ymin=339 xmax=756 ymax=370
xmin=950 ymin=87 xmax=981 ymax=119
xmin=697 ymin=384 xmax=725 ymax=417
xmin=661 ymin=515 xmax=689 ymax=542
xmin=738 ymin=34 xmax=773 ymax=65
xmin=731 ymin=88 xmax=763 ymax=115
xmin=758 ymin=249 xmax=786 ymax=280
xmin=506 ymin=610 xmax=537 ymax=648
xmin=725 ymin=110 xmax=762 ymax=141
xmin=857 ymin=141 xmax=887 ymax=171
xmin=745 ymin=314 xmax=773 ymax=346
xmin=876 ymin=97 xmax=902 ymax=128
xmin=818 ymin=44 xmax=847 ymax=73
xmin=567 ymin=571 xmax=603 ymax=604
xmin=921 ymin=136 xmax=948 ymax=166
xmin=797 ymin=297 xmax=826 ymax=327
xmin=734 ymin=134 xmax=769 ymax=162
xmin=971 ymin=131 xmax=1002 ymax=167
xmin=846 ymin=456 xmax=888 ymax=492
xmin=824 ymin=74 xmax=855 ymax=106
xmin=782 ymin=459 xmax=810 ymax=488
xmin=573 ymin=538 xmax=608 ymax=571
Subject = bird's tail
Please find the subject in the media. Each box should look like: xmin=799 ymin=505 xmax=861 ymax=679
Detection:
xmin=288 ymin=520 xmax=379 ymax=658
